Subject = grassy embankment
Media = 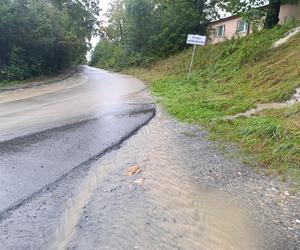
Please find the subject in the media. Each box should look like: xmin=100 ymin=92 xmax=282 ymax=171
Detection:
xmin=0 ymin=79 xmax=24 ymax=88
xmin=0 ymin=75 xmax=51 ymax=88
xmin=0 ymin=68 xmax=75 ymax=89
xmin=125 ymin=22 xmax=300 ymax=183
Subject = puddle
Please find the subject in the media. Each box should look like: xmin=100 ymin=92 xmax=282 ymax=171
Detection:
xmin=66 ymin=109 xmax=271 ymax=250
xmin=0 ymin=66 xmax=291 ymax=249
xmin=0 ymin=108 xmax=289 ymax=250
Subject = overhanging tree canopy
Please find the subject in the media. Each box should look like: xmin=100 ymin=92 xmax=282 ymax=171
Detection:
xmin=0 ymin=0 xmax=99 ymax=80
xmin=218 ymin=0 xmax=299 ymax=28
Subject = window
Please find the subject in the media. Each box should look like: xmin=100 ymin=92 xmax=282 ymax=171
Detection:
xmin=216 ymin=25 xmax=225 ymax=37
xmin=237 ymin=20 xmax=249 ymax=33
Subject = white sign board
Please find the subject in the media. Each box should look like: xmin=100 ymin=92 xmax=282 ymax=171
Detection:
xmin=186 ymin=34 xmax=207 ymax=46
xmin=186 ymin=34 xmax=207 ymax=79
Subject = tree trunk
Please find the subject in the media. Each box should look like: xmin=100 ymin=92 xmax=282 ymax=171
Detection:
xmin=265 ymin=0 xmax=281 ymax=29
xmin=246 ymin=21 xmax=251 ymax=36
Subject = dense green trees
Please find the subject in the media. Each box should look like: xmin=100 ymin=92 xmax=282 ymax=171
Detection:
xmin=0 ymin=0 xmax=99 ymax=80
xmin=91 ymin=0 xmax=216 ymax=70
xmin=4 ymin=0 xmax=297 ymax=78
xmin=92 ymin=0 xmax=299 ymax=70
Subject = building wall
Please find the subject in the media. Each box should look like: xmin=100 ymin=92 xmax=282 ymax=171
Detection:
xmin=209 ymin=17 xmax=252 ymax=44
xmin=279 ymin=3 xmax=300 ymax=24
xmin=209 ymin=3 xmax=300 ymax=44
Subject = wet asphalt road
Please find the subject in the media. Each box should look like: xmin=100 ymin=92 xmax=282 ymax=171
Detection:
xmin=1 ymin=66 xmax=299 ymax=250
xmin=0 ymin=66 xmax=155 ymax=214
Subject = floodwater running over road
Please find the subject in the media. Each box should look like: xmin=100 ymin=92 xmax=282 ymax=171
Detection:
xmin=1 ymin=110 xmax=270 ymax=250
xmin=0 ymin=66 xmax=153 ymax=141
xmin=66 ymin=109 xmax=269 ymax=250
xmin=0 ymin=66 xmax=290 ymax=249
xmin=0 ymin=66 xmax=154 ymax=213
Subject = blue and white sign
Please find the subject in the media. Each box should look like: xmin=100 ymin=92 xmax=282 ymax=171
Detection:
xmin=186 ymin=34 xmax=207 ymax=79
xmin=186 ymin=34 xmax=207 ymax=46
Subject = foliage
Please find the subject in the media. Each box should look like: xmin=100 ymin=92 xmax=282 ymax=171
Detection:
xmin=240 ymin=117 xmax=283 ymax=141
xmin=0 ymin=0 xmax=99 ymax=81
xmin=126 ymin=22 xmax=300 ymax=180
xmin=218 ymin=0 xmax=299 ymax=28
xmin=91 ymin=0 xmax=216 ymax=70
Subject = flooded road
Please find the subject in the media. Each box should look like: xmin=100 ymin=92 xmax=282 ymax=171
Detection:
xmin=0 ymin=66 xmax=299 ymax=249
xmin=0 ymin=66 xmax=153 ymax=141
xmin=0 ymin=66 xmax=154 ymax=212
xmin=67 ymin=110 xmax=265 ymax=250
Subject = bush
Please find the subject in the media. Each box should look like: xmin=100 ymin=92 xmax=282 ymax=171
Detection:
xmin=0 ymin=0 xmax=98 ymax=81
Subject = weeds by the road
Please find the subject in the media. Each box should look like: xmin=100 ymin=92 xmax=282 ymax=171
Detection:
xmin=0 ymin=79 xmax=24 ymax=88
xmin=126 ymin=22 xmax=300 ymax=183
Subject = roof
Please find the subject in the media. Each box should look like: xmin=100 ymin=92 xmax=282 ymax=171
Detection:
xmin=209 ymin=4 xmax=269 ymax=25
xmin=209 ymin=15 xmax=241 ymax=25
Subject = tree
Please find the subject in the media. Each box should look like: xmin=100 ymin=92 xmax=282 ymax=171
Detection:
xmin=265 ymin=0 xmax=281 ymax=28
xmin=103 ymin=0 xmax=125 ymax=41
xmin=0 ymin=0 xmax=99 ymax=80
xmin=155 ymin=0 xmax=218 ymax=32
xmin=91 ymin=0 xmax=217 ymax=70
xmin=219 ymin=0 xmax=299 ymax=29
xmin=265 ymin=0 xmax=299 ymax=28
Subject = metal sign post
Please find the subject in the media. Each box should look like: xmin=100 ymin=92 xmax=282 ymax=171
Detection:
xmin=188 ymin=44 xmax=196 ymax=80
xmin=186 ymin=34 xmax=207 ymax=80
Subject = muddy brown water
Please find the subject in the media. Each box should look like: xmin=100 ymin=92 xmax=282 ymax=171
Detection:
xmin=0 ymin=66 xmax=282 ymax=249
xmin=65 ymin=110 xmax=270 ymax=250
xmin=0 ymin=66 xmax=152 ymax=142
xmin=0 ymin=66 xmax=155 ymax=215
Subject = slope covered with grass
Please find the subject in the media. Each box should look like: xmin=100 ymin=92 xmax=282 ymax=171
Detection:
xmin=126 ymin=22 xmax=300 ymax=182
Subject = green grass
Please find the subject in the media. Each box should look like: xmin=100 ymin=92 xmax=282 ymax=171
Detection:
xmin=125 ymin=22 xmax=300 ymax=183
xmin=0 ymin=79 xmax=25 ymax=88
xmin=0 ymin=72 xmax=60 ymax=88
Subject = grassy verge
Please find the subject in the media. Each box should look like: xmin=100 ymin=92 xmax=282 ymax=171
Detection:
xmin=0 ymin=79 xmax=25 ymax=88
xmin=0 ymin=74 xmax=57 ymax=88
xmin=125 ymin=22 xmax=300 ymax=183
xmin=0 ymin=67 xmax=75 ymax=89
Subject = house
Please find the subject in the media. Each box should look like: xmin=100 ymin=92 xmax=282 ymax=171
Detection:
xmin=209 ymin=2 xmax=300 ymax=44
